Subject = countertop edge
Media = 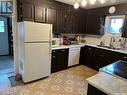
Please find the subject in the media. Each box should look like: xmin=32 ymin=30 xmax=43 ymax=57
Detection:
xmin=86 ymin=72 xmax=127 ymax=95
xmin=51 ymin=44 xmax=127 ymax=55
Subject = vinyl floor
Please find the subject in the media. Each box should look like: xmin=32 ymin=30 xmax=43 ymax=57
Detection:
xmin=0 ymin=65 xmax=97 ymax=95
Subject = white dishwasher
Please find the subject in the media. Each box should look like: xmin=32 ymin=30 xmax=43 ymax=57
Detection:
xmin=68 ymin=47 xmax=81 ymax=67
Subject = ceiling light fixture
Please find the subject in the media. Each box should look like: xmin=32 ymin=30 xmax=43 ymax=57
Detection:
xmin=89 ymin=0 xmax=96 ymax=5
xmin=99 ymin=0 xmax=106 ymax=4
xmin=73 ymin=0 xmax=107 ymax=9
xmin=81 ymin=0 xmax=87 ymax=7
xmin=74 ymin=2 xmax=80 ymax=9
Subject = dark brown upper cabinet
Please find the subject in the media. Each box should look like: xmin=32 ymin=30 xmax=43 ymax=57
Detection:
xmin=46 ymin=8 xmax=57 ymax=33
xmin=122 ymin=16 xmax=127 ymax=38
xmin=66 ymin=12 xmax=80 ymax=34
xmin=78 ymin=14 xmax=86 ymax=34
xmin=21 ymin=0 xmax=36 ymax=4
xmin=21 ymin=3 xmax=34 ymax=21
xmin=56 ymin=10 xmax=66 ymax=34
xmin=86 ymin=14 xmax=105 ymax=35
xmin=34 ymin=6 xmax=46 ymax=23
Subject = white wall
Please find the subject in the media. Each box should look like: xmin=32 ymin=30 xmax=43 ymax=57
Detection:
xmin=12 ymin=0 xmax=19 ymax=75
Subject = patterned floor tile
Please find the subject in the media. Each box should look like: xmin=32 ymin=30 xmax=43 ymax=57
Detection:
xmin=0 ymin=65 xmax=97 ymax=95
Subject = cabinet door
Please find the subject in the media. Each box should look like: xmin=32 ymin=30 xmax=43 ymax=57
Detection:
xmin=92 ymin=48 xmax=112 ymax=70
xmin=86 ymin=14 xmax=105 ymax=35
xmin=66 ymin=13 xmax=80 ymax=34
xmin=122 ymin=15 xmax=127 ymax=37
xmin=17 ymin=0 xmax=22 ymax=21
xmin=21 ymin=0 xmax=36 ymax=4
xmin=56 ymin=10 xmax=66 ymax=34
xmin=111 ymin=52 xmax=127 ymax=62
xmin=35 ymin=6 xmax=46 ymax=23
xmin=47 ymin=8 xmax=57 ymax=33
xmin=87 ymin=84 xmax=107 ymax=95
xmin=51 ymin=50 xmax=57 ymax=73
xmin=57 ymin=49 xmax=68 ymax=71
xmin=84 ymin=46 xmax=94 ymax=68
xmin=21 ymin=4 xmax=34 ymax=21
xmin=79 ymin=14 xmax=86 ymax=34
xmin=79 ymin=46 xmax=86 ymax=65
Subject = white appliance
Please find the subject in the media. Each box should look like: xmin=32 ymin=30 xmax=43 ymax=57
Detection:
xmin=18 ymin=21 xmax=52 ymax=83
xmin=52 ymin=38 xmax=60 ymax=48
xmin=68 ymin=47 xmax=80 ymax=67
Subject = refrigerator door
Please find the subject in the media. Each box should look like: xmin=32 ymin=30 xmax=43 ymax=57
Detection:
xmin=22 ymin=43 xmax=51 ymax=83
xmin=24 ymin=21 xmax=52 ymax=42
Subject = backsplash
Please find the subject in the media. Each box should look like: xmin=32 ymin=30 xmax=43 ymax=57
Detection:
xmin=53 ymin=33 xmax=127 ymax=50
xmin=82 ymin=33 xmax=121 ymax=46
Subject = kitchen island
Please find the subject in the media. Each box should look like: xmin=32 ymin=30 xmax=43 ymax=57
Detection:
xmin=87 ymin=72 xmax=127 ymax=95
xmin=86 ymin=61 xmax=127 ymax=95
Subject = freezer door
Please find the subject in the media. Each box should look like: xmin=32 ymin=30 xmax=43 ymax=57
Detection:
xmin=23 ymin=43 xmax=51 ymax=83
xmin=24 ymin=21 xmax=52 ymax=42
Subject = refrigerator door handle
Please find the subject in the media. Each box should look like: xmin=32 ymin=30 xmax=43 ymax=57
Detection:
xmin=49 ymin=24 xmax=52 ymax=61
xmin=49 ymin=42 xmax=51 ymax=61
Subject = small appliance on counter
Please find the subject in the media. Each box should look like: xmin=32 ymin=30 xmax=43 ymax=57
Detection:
xmin=63 ymin=36 xmax=70 ymax=45
xmin=52 ymin=38 xmax=60 ymax=47
xmin=69 ymin=38 xmax=79 ymax=45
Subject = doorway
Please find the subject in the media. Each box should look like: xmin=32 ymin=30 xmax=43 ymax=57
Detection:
xmin=0 ymin=16 xmax=14 ymax=75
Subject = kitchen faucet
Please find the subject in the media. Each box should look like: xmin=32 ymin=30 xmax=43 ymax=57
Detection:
xmin=110 ymin=36 xmax=115 ymax=48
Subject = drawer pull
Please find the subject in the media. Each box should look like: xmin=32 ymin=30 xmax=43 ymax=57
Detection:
xmin=62 ymin=50 xmax=65 ymax=51
xmin=53 ymin=56 xmax=55 ymax=58
xmin=53 ymin=51 xmax=56 ymax=53
xmin=88 ymin=48 xmax=91 ymax=50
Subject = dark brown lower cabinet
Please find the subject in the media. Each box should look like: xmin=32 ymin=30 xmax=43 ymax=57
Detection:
xmin=51 ymin=49 xmax=69 ymax=73
xmin=92 ymin=48 xmax=113 ymax=70
xmin=80 ymin=46 xmax=127 ymax=71
xmin=87 ymin=84 xmax=107 ymax=95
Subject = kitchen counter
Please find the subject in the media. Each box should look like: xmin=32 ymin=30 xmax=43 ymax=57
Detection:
xmin=85 ymin=44 xmax=127 ymax=55
xmin=87 ymin=72 xmax=127 ymax=95
xmin=100 ymin=60 xmax=127 ymax=82
xmin=52 ymin=43 xmax=127 ymax=54
xmin=52 ymin=44 xmax=85 ymax=50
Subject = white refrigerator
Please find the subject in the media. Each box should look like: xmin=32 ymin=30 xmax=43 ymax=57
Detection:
xmin=18 ymin=21 xmax=52 ymax=83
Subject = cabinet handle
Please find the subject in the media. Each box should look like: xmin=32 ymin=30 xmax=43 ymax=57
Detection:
xmin=62 ymin=50 xmax=65 ymax=52
xmin=53 ymin=56 xmax=55 ymax=58
xmin=123 ymin=57 xmax=127 ymax=59
xmin=88 ymin=48 xmax=91 ymax=50
xmin=53 ymin=51 xmax=56 ymax=53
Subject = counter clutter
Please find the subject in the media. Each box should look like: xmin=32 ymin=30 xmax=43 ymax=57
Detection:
xmin=52 ymin=43 xmax=127 ymax=54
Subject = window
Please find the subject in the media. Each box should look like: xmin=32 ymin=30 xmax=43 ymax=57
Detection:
xmin=0 ymin=21 xmax=5 ymax=32
xmin=107 ymin=16 xmax=125 ymax=34
xmin=0 ymin=1 xmax=13 ymax=13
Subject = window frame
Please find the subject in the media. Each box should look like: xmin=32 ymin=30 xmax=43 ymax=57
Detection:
xmin=0 ymin=1 xmax=13 ymax=14
xmin=105 ymin=15 xmax=125 ymax=35
xmin=0 ymin=20 xmax=5 ymax=33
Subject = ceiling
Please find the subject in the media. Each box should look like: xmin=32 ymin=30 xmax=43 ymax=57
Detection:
xmin=55 ymin=0 xmax=127 ymax=9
